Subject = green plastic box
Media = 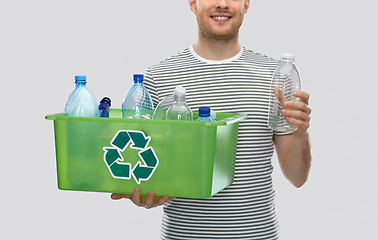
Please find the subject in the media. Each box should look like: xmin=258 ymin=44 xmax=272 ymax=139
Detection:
xmin=45 ymin=109 xmax=247 ymax=198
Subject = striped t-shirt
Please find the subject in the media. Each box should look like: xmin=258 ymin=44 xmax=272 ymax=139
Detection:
xmin=144 ymin=46 xmax=291 ymax=240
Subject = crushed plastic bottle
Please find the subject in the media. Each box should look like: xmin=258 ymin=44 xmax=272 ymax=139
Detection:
xmin=99 ymin=97 xmax=111 ymax=118
xmin=152 ymin=95 xmax=174 ymax=120
xmin=65 ymin=75 xmax=99 ymax=117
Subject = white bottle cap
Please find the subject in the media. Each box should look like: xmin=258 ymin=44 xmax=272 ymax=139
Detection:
xmin=281 ymin=53 xmax=296 ymax=60
xmin=174 ymin=86 xmax=186 ymax=95
xmin=173 ymin=86 xmax=186 ymax=101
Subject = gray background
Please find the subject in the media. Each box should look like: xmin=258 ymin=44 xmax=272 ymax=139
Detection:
xmin=1 ymin=0 xmax=377 ymax=239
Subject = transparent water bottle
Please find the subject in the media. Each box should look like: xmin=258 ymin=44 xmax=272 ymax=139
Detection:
xmin=65 ymin=75 xmax=99 ymax=117
xmin=166 ymin=86 xmax=193 ymax=121
xmin=196 ymin=107 xmax=213 ymax=122
xmin=99 ymin=97 xmax=111 ymax=118
xmin=210 ymin=110 xmax=216 ymax=121
xmin=122 ymin=74 xmax=154 ymax=119
xmin=268 ymin=53 xmax=301 ymax=131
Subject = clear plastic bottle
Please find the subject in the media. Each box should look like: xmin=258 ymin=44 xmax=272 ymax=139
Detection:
xmin=196 ymin=107 xmax=213 ymax=122
xmin=268 ymin=53 xmax=301 ymax=131
xmin=210 ymin=110 xmax=216 ymax=121
xmin=152 ymin=94 xmax=174 ymax=120
xmin=166 ymin=86 xmax=193 ymax=121
xmin=65 ymin=75 xmax=99 ymax=117
xmin=99 ymin=97 xmax=111 ymax=118
xmin=122 ymin=74 xmax=154 ymax=119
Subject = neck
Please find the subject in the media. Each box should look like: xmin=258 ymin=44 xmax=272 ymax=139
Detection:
xmin=193 ymin=32 xmax=241 ymax=61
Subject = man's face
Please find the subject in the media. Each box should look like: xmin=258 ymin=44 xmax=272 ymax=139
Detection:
xmin=189 ymin=0 xmax=250 ymax=41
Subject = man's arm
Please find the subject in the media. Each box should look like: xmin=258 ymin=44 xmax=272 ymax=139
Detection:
xmin=274 ymin=91 xmax=312 ymax=188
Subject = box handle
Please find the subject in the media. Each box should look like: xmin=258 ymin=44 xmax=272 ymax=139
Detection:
xmin=219 ymin=114 xmax=248 ymax=125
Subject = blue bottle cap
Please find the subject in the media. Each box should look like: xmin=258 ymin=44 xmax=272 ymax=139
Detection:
xmin=75 ymin=75 xmax=86 ymax=80
xmin=133 ymin=74 xmax=144 ymax=83
xmin=100 ymin=97 xmax=111 ymax=107
xmin=198 ymin=107 xmax=211 ymax=117
xmin=75 ymin=75 xmax=87 ymax=83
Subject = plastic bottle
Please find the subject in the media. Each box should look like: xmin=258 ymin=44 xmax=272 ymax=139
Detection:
xmin=268 ymin=53 xmax=301 ymax=131
xmin=65 ymin=75 xmax=99 ymax=117
xmin=99 ymin=97 xmax=111 ymax=118
xmin=166 ymin=86 xmax=193 ymax=121
xmin=122 ymin=74 xmax=154 ymax=119
xmin=210 ymin=110 xmax=216 ymax=121
xmin=196 ymin=107 xmax=213 ymax=122
xmin=152 ymin=94 xmax=174 ymax=120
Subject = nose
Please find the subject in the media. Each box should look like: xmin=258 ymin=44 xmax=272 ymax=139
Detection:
xmin=215 ymin=0 xmax=229 ymax=10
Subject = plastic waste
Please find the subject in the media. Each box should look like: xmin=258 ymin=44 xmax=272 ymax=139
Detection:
xmin=99 ymin=97 xmax=111 ymax=118
xmin=65 ymin=75 xmax=99 ymax=117
xmin=122 ymin=74 xmax=154 ymax=119
xmin=210 ymin=110 xmax=216 ymax=121
xmin=196 ymin=107 xmax=213 ymax=122
xmin=166 ymin=86 xmax=193 ymax=121
xmin=152 ymin=94 xmax=174 ymax=120
xmin=268 ymin=53 xmax=301 ymax=131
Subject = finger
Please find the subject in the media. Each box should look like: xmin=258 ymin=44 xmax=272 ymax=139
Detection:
xmin=282 ymin=108 xmax=311 ymax=122
xmin=144 ymin=191 xmax=155 ymax=209
xmin=293 ymin=91 xmax=310 ymax=105
xmin=274 ymin=88 xmax=286 ymax=106
xmin=286 ymin=115 xmax=310 ymax=130
xmin=131 ymin=188 xmax=142 ymax=206
xmin=284 ymin=101 xmax=311 ymax=115
xmin=155 ymin=196 xmax=169 ymax=207
xmin=111 ymin=193 xmax=132 ymax=200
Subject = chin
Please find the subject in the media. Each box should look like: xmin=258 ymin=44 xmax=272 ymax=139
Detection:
xmin=210 ymin=31 xmax=239 ymax=41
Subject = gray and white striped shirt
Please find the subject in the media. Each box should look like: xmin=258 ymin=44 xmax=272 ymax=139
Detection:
xmin=144 ymin=46 xmax=291 ymax=240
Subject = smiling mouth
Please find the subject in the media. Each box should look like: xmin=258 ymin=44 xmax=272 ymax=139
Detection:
xmin=211 ymin=16 xmax=231 ymax=21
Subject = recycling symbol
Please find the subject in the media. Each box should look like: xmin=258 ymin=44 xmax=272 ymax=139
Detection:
xmin=103 ymin=130 xmax=159 ymax=184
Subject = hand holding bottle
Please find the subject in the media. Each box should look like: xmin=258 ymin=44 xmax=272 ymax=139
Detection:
xmin=278 ymin=90 xmax=311 ymax=137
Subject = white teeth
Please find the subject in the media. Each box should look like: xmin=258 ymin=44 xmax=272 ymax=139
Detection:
xmin=213 ymin=16 xmax=229 ymax=20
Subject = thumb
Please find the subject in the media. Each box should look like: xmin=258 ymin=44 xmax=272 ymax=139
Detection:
xmin=274 ymin=88 xmax=286 ymax=106
xmin=111 ymin=193 xmax=131 ymax=200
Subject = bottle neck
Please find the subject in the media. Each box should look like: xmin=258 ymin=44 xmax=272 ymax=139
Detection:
xmin=174 ymin=94 xmax=185 ymax=102
xmin=281 ymin=59 xmax=294 ymax=64
xmin=75 ymin=80 xmax=87 ymax=87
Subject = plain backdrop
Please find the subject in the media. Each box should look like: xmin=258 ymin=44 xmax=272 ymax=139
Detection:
xmin=1 ymin=0 xmax=377 ymax=239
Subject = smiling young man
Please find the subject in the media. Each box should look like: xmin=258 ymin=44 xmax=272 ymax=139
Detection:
xmin=111 ymin=0 xmax=312 ymax=239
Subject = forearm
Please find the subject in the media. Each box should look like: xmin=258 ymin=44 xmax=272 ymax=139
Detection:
xmin=280 ymin=132 xmax=312 ymax=188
